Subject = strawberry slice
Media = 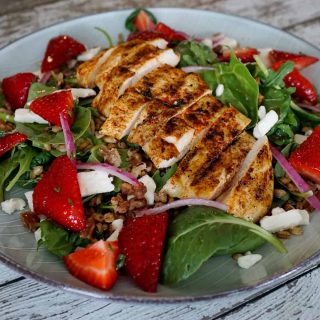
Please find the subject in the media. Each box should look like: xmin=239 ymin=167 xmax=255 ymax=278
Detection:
xmin=127 ymin=31 xmax=168 ymax=42
xmin=154 ymin=23 xmax=188 ymax=42
xmin=272 ymin=61 xmax=318 ymax=105
xmin=269 ymin=50 xmax=319 ymax=70
xmin=64 ymin=240 xmax=119 ymax=290
xmin=33 ymin=155 xmax=85 ymax=232
xmin=118 ymin=213 xmax=168 ymax=292
xmin=2 ymin=73 xmax=36 ymax=110
xmin=29 ymin=90 xmax=75 ymax=127
xmin=134 ymin=10 xmax=156 ymax=32
xmin=220 ymin=48 xmax=259 ymax=63
xmin=41 ymin=35 xmax=86 ymax=72
xmin=0 ymin=132 xmax=27 ymax=157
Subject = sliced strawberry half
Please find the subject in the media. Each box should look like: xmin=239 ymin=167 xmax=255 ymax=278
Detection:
xmin=0 ymin=132 xmax=27 ymax=157
xmin=33 ymin=155 xmax=85 ymax=232
xmin=41 ymin=35 xmax=86 ymax=72
xmin=154 ymin=23 xmax=188 ymax=42
xmin=272 ymin=60 xmax=318 ymax=105
xmin=118 ymin=213 xmax=168 ymax=292
xmin=289 ymin=126 xmax=320 ymax=184
xmin=220 ymin=47 xmax=259 ymax=63
xmin=2 ymin=73 xmax=36 ymax=110
xmin=29 ymin=90 xmax=75 ymax=127
xmin=269 ymin=49 xmax=319 ymax=70
xmin=64 ymin=240 xmax=119 ymax=290
xmin=134 ymin=10 xmax=156 ymax=32
xmin=127 ymin=31 xmax=168 ymax=42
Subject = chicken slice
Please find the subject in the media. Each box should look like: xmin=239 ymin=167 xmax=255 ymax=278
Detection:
xmin=163 ymin=132 xmax=255 ymax=198
xmin=93 ymin=49 xmax=180 ymax=116
xmin=143 ymin=96 xmax=227 ymax=168
xmin=162 ymin=107 xmax=251 ymax=192
xmin=76 ymin=38 xmax=168 ymax=88
xmin=218 ymin=136 xmax=274 ymax=222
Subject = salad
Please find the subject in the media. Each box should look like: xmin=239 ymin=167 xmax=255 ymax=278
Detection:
xmin=0 ymin=8 xmax=319 ymax=293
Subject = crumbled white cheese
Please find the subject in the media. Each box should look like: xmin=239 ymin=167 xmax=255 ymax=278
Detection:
xmin=271 ymin=207 xmax=285 ymax=215
xmin=107 ymin=219 xmax=124 ymax=241
xmin=34 ymin=228 xmax=42 ymax=243
xmin=77 ymin=171 xmax=114 ymax=197
xmin=257 ymin=48 xmax=272 ymax=67
xmin=77 ymin=47 xmax=101 ymax=61
xmin=305 ymin=129 xmax=313 ymax=136
xmin=237 ymin=253 xmax=262 ymax=269
xmin=71 ymin=88 xmax=96 ymax=99
xmin=139 ymin=175 xmax=156 ymax=205
xmin=258 ymin=105 xmax=266 ymax=120
xmin=260 ymin=209 xmax=309 ymax=233
xmin=14 ymin=108 xmax=49 ymax=124
xmin=215 ymin=84 xmax=224 ymax=97
xmin=294 ymin=134 xmax=308 ymax=144
xmin=201 ymin=38 xmax=213 ymax=49
xmin=253 ymin=110 xmax=279 ymax=139
xmin=24 ymin=191 xmax=34 ymax=212
xmin=1 ymin=198 xmax=26 ymax=214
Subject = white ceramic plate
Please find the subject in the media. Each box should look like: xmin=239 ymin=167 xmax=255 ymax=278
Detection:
xmin=0 ymin=8 xmax=320 ymax=302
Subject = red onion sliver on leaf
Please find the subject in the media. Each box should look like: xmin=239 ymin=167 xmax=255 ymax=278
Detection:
xmin=59 ymin=112 xmax=76 ymax=162
xmin=270 ymin=144 xmax=320 ymax=211
xmin=181 ymin=66 xmax=215 ymax=73
xmin=77 ymin=163 xmax=140 ymax=186
xmin=298 ymin=103 xmax=320 ymax=113
xmin=137 ymin=198 xmax=228 ymax=217
xmin=39 ymin=72 xmax=51 ymax=84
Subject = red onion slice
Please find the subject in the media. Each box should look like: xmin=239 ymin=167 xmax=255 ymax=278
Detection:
xmin=137 ymin=198 xmax=228 ymax=217
xmin=39 ymin=72 xmax=51 ymax=84
xmin=270 ymin=144 xmax=320 ymax=211
xmin=181 ymin=66 xmax=215 ymax=73
xmin=298 ymin=102 xmax=320 ymax=113
xmin=59 ymin=112 xmax=76 ymax=162
xmin=77 ymin=163 xmax=140 ymax=186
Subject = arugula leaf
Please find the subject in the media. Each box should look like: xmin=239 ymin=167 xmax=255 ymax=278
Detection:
xmin=27 ymin=83 xmax=56 ymax=102
xmin=290 ymin=101 xmax=320 ymax=123
xmin=0 ymin=112 xmax=14 ymax=123
xmin=200 ymin=53 xmax=259 ymax=127
xmin=125 ymin=8 xmax=157 ymax=32
xmin=175 ymin=41 xmax=217 ymax=67
xmin=16 ymin=106 xmax=91 ymax=147
xmin=162 ymin=206 xmax=286 ymax=284
xmin=38 ymin=220 xmax=89 ymax=257
xmin=152 ymin=163 xmax=177 ymax=192
xmin=94 ymin=27 xmax=113 ymax=48
xmin=30 ymin=151 xmax=53 ymax=168
xmin=263 ymin=61 xmax=294 ymax=87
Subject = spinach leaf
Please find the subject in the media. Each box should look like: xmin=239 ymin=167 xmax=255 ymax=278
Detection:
xmin=16 ymin=106 xmax=91 ymax=147
xmin=263 ymin=61 xmax=294 ymax=87
xmin=30 ymin=151 xmax=53 ymax=168
xmin=175 ymin=41 xmax=217 ymax=67
xmin=38 ymin=220 xmax=89 ymax=257
xmin=27 ymin=83 xmax=56 ymax=102
xmin=152 ymin=163 xmax=177 ymax=192
xmin=200 ymin=53 xmax=259 ymax=127
xmin=162 ymin=206 xmax=286 ymax=284
xmin=125 ymin=8 xmax=157 ymax=32
xmin=290 ymin=101 xmax=320 ymax=124
xmin=0 ymin=158 xmax=20 ymax=202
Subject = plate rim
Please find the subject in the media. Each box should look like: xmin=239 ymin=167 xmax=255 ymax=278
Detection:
xmin=1 ymin=7 xmax=320 ymax=303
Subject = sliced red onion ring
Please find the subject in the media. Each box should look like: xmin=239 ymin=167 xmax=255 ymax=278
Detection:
xmin=39 ymin=72 xmax=51 ymax=84
xmin=137 ymin=198 xmax=228 ymax=217
xmin=59 ymin=112 xmax=76 ymax=162
xmin=298 ymin=102 xmax=320 ymax=113
xmin=77 ymin=163 xmax=140 ymax=186
xmin=181 ymin=66 xmax=215 ymax=73
xmin=270 ymin=144 xmax=320 ymax=211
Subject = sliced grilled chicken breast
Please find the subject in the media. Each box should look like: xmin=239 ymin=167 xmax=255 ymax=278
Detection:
xmin=93 ymin=49 xmax=180 ymax=116
xmin=218 ymin=136 xmax=273 ymax=222
xmin=76 ymin=38 xmax=167 ymax=88
xmin=162 ymin=107 xmax=251 ymax=194
xmin=143 ymin=96 xmax=227 ymax=168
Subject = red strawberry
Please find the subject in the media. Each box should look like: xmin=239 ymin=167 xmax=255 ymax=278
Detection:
xmin=2 ymin=73 xmax=36 ymax=110
xmin=289 ymin=126 xmax=320 ymax=184
xmin=118 ymin=213 xmax=168 ymax=292
xmin=41 ymin=35 xmax=86 ymax=72
xmin=0 ymin=132 xmax=27 ymax=157
xmin=64 ymin=240 xmax=119 ymax=290
xmin=269 ymin=50 xmax=319 ymax=70
xmin=134 ymin=10 xmax=156 ymax=32
xmin=128 ymin=31 xmax=168 ymax=42
xmin=154 ymin=23 xmax=188 ymax=42
xmin=33 ymin=155 xmax=85 ymax=232
xmin=272 ymin=61 xmax=318 ymax=105
xmin=29 ymin=90 xmax=75 ymax=127
xmin=220 ymin=47 xmax=259 ymax=63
